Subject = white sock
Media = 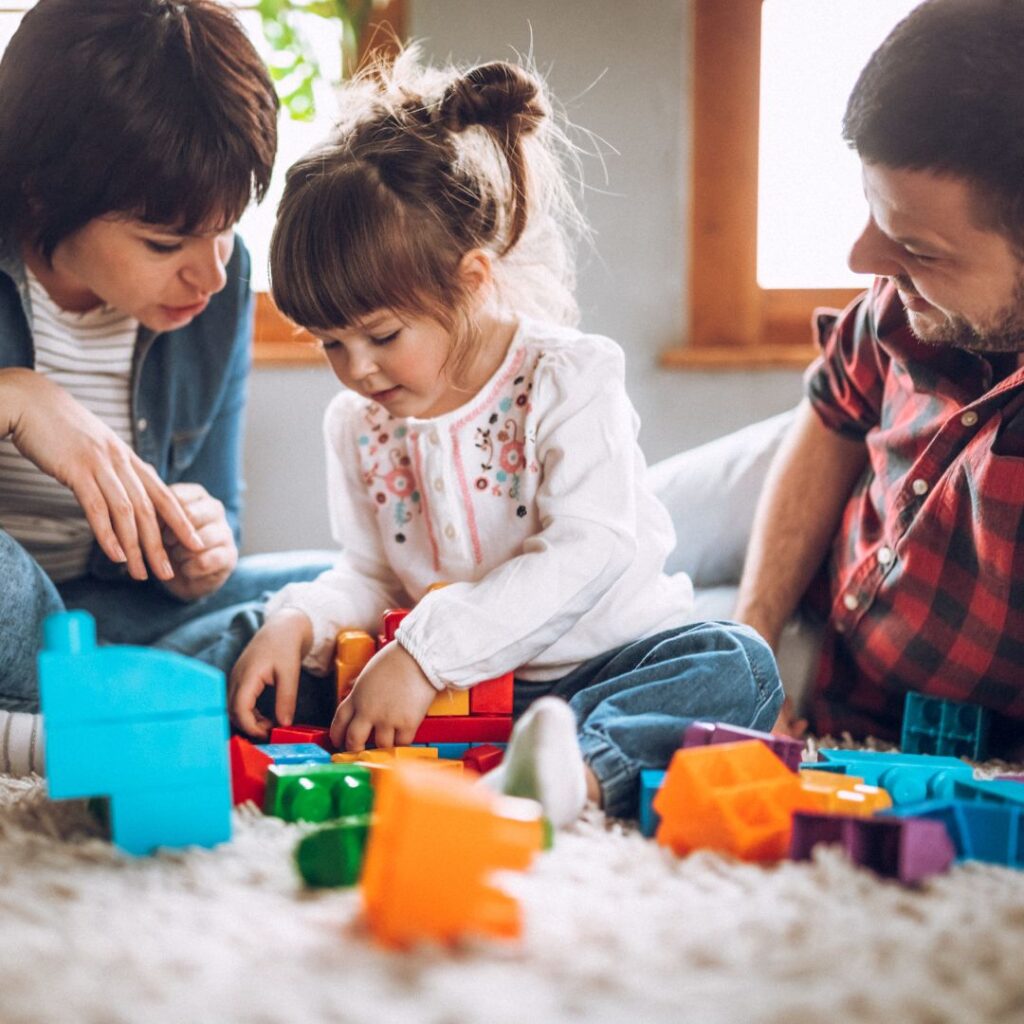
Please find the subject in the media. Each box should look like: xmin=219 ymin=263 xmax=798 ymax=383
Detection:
xmin=481 ymin=697 xmax=587 ymax=828
xmin=0 ymin=711 xmax=45 ymax=777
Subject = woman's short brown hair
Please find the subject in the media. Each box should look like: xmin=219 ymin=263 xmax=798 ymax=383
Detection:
xmin=0 ymin=0 xmax=279 ymax=259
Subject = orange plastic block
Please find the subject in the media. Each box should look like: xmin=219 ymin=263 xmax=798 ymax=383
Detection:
xmin=653 ymin=740 xmax=810 ymax=861
xmin=470 ymin=672 xmax=514 ymax=715
xmin=426 ymin=687 xmax=471 ymax=717
xmin=228 ymin=736 xmax=274 ymax=807
xmin=360 ymin=762 xmax=543 ymax=947
xmin=798 ymin=769 xmax=893 ymax=816
xmin=335 ymin=629 xmax=376 ymax=702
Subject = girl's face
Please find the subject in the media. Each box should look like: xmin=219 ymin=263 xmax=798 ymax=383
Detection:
xmin=319 ymin=310 xmax=467 ymax=419
xmin=40 ymin=215 xmax=235 ymax=332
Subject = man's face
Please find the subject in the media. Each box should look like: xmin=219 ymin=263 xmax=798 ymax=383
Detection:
xmin=848 ymin=162 xmax=1024 ymax=352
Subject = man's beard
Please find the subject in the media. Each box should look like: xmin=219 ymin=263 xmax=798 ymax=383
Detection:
xmin=895 ymin=273 xmax=1024 ymax=353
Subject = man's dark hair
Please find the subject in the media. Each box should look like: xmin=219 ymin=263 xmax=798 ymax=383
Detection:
xmin=843 ymin=0 xmax=1024 ymax=244
xmin=0 ymin=0 xmax=279 ymax=259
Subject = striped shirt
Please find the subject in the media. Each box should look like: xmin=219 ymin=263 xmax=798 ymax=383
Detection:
xmin=805 ymin=277 xmax=1024 ymax=747
xmin=0 ymin=270 xmax=137 ymax=581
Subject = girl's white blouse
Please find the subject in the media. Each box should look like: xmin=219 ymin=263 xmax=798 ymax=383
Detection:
xmin=266 ymin=317 xmax=695 ymax=689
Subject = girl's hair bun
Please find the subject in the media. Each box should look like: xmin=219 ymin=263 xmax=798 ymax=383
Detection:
xmin=438 ymin=61 xmax=547 ymax=136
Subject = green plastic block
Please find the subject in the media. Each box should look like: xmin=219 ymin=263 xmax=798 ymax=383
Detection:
xmin=264 ymin=763 xmax=373 ymax=823
xmin=295 ymin=815 xmax=372 ymax=887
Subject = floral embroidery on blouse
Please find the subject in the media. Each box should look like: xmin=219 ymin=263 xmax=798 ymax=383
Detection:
xmin=357 ymin=404 xmax=420 ymax=544
xmin=473 ymin=372 xmax=539 ymax=517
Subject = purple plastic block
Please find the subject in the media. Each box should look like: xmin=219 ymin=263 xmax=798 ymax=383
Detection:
xmin=789 ymin=811 xmax=955 ymax=884
xmin=996 ymin=774 xmax=1024 ymax=784
xmin=682 ymin=721 xmax=803 ymax=772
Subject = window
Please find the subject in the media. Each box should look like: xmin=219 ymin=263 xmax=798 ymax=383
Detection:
xmin=665 ymin=0 xmax=918 ymax=369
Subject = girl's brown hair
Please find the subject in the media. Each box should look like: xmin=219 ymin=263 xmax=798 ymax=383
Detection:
xmin=270 ymin=50 xmax=582 ymax=383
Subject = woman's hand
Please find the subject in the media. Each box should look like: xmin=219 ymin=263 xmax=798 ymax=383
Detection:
xmin=0 ymin=368 xmax=203 ymax=580
xmin=330 ymin=642 xmax=439 ymax=751
xmin=228 ymin=609 xmax=313 ymax=739
xmin=160 ymin=482 xmax=238 ymax=601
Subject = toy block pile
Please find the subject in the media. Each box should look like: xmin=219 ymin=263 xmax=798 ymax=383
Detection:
xmin=640 ymin=692 xmax=1023 ymax=882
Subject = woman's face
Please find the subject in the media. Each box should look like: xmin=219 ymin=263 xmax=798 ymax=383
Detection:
xmin=48 ymin=215 xmax=235 ymax=332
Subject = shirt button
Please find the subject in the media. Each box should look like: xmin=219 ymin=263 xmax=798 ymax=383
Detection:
xmin=430 ymin=431 xmax=440 ymax=446
xmin=960 ymin=410 xmax=978 ymax=427
xmin=434 ymin=478 xmax=444 ymax=492
xmin=911 ymin=478 xmax=929 ymax=496
xmin=842 ymin=592 xmax=859 ymax=611
xmin=876 ymin=546 xmax=894 ymax=566
xmin=444 ymin=524 xmax=456 ymax=540
xmin=137 ymin=418 xmax=148 ymax=432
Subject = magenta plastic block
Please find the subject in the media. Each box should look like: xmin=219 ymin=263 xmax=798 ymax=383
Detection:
xmin=996 ymin=774 xmax=1024 ymax=784
xmin=789 ymin=811 xmax=955 ymax=883
xmin=682 ymin=721 xmax=803 ymax=772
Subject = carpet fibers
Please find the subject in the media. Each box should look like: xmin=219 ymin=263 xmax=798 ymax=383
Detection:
xmin=1 ymin=771 xmax=1023 ymax=1024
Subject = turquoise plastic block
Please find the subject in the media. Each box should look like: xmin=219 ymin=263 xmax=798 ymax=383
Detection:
xmin=952 ymin=778 xmax=1024 ymax=808
xmin=639 ymin=769 xmax=666 ymax=838
xmin=254 ymin=743 xmax=332 ymax=765
xmin=432 ymin=743 xmax=471 ymax=759
xmin=817 ymin=749 xmax=973 ymax=804
xmin=38 ymin=611 xmax=231 ymax=856
xmin=900 ymin=693 xmax=990 ymax=760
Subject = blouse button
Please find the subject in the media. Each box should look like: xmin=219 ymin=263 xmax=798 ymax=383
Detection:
xmin=434 ymin=478 xmax=444 ymax=492
xmin=960 ymin=410 xmax=978 ymax=427
xmin=911 ymin=478 xmax=929 ymax=496
xmin=430 ymin=430 xmax=440 ymax=446
xmin=876 ymin=546 xmax=894 ymax=567
xmin=842 ymin=592 xmax=859 ymax=611
xmin=444 ymin=524 xmax=456 ymax=540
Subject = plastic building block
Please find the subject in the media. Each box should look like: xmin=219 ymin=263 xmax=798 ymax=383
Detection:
xmin=264 ymin=763 xmax=373 ymax=823
xmin=269 ymin=725 xmax=334 ymax=751
xmin=816 ymin=749 xmax=973 ymax=805
xmin=335 ymin=629 xmax=376 ymax=702
xmin=422 ymin=743 xmax=471 ymax=759
xmin=38 ymin=611 xmax=231 ymax=856
xmin=789 ymin=811 xmax=955 ymax=883
xmin=996 ymin=774 xmax=1024 ymax=783
xmin=413 ymin=715 xmax=513 ymax=744
xmin=470 ymin=672 xmax=515 ymax=715
xmin=639 ymin=769 xmax=666 ymax=838
xmin=885 ymin=799 xmax=1024 ymax=868
xmin=229 ymin=736 xmax=274 ymax=807
xmin=799 ymin=761 xmax=847 ymax=774
xmin=798 ymin=769 xmax=893 ymax=817
xmin=255 ymin=743 xmax=332 ymax=766
xmin=900 ymin=692 xmax=990 ymax=760
xmin=653 ymin=741 xmax=810 ymax=861
xmin=381 ymin=608 xmax=409 ymax=644
xmin=462 ymin=744 xmax=505 ymax=775
xmin=360 ymin=762 xmax=544 ymax=946
xmin=425 ymin=687 xmax=471 ymax=717
xmin=683 ymin=721 xmax=804 ymax=772
xmin=295 ymin=815 xmax=372 ymax=887
xmin=952 ymin=778 xmax=1024 ymax=807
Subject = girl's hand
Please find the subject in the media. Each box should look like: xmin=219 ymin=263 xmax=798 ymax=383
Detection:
xmin=0 ymin=368 xmax=203 ymax=580
xmin=160 ymin=482 xmax=238 ymax=601
xmin=228 ymin=609 xmax=313 ymax=739
xmin=330 ymin=642 xmax=439 ymax=751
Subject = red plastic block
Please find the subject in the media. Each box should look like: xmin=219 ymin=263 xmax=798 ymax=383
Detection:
xmin=381 ymin=608 xmax=409 ymax=644
xmin=470 ymin=672 xmax=514 ymax=715
xmin=413 ymin=715 xmax=513 ymax=744
xmin=229 ymin=736 xmax=274 ymax=808
xmin=462 ymin=744 xmax=505 ymax=775
xmin=270 ymin=725 xmax=334 ymax=751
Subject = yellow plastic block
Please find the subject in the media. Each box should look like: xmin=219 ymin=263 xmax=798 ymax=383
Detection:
xmin=798 ymin=769 xmax=893 ymax=816
xmin=335 ymin=629 xmax=376 ymax=703
xmin=360 ymin=762 xmax=543 ymax=946
xmin=425 ymin=687 xmax=471 ymax=717
xmin=393 ymin=747 xmax=439 ymax=761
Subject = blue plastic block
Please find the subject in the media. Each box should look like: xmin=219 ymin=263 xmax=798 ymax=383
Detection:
xmin=254 ymin=743 xmax=332 ymax=765
xmin=884 ymin=799 xmax=1023 ymax=868
xmin=38 ymin=611 xmax=231 ymax=856
xmin=900 ymin=693 xmax=990 ymax=760
xmin=433 ymin=743 xmax=472 ymax=759
xmin=952 ymin=778 xmax=1024 ymax=808
xmin=639 ymin=769 xmax=666 ymax=838
xmin=817 ymin=749 xmax=973 ymax=804
xmin=798 ymin=761 xmax=847 ymax=774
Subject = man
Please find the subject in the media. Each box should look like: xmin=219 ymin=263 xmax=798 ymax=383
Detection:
xmin=660 ymin=0 xmax=1024 ymax=754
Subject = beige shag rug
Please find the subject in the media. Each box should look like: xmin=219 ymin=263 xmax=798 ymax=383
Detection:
xmin=1 ymin=766 xmax=1023 ymax=1024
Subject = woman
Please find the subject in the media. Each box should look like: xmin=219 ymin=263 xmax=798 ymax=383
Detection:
xmin=0 ymin=0 xmax=329 ymax=773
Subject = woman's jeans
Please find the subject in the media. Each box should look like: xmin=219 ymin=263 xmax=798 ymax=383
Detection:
xmin=0 ymin=527 xmax=331 ymax=714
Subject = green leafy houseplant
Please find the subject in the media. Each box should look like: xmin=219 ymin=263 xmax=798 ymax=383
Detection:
xmin=257 ymin=0 xmax=381 ymax=120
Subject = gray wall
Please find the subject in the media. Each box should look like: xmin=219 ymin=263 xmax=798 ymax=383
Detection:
xmin=241 ymin=0 xmax=804 ymax=554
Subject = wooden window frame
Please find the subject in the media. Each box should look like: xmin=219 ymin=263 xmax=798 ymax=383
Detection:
xmin=662 ymin=0 xmax=861 ymax=370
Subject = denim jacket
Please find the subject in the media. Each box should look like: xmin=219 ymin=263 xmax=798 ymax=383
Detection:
xmin=0 ymin=234 xmax=253 ymax=578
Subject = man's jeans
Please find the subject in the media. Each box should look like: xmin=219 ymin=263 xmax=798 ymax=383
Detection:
xmin=0 ymin=530 xmax=332 ymax=713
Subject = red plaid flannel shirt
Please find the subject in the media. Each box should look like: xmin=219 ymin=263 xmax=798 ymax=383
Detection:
xmin=805 ymin=277 xmax=1024 ymax=747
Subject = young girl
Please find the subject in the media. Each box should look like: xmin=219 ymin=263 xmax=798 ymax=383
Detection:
xmin=228 ymin=53 xmax=784 ymax=825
